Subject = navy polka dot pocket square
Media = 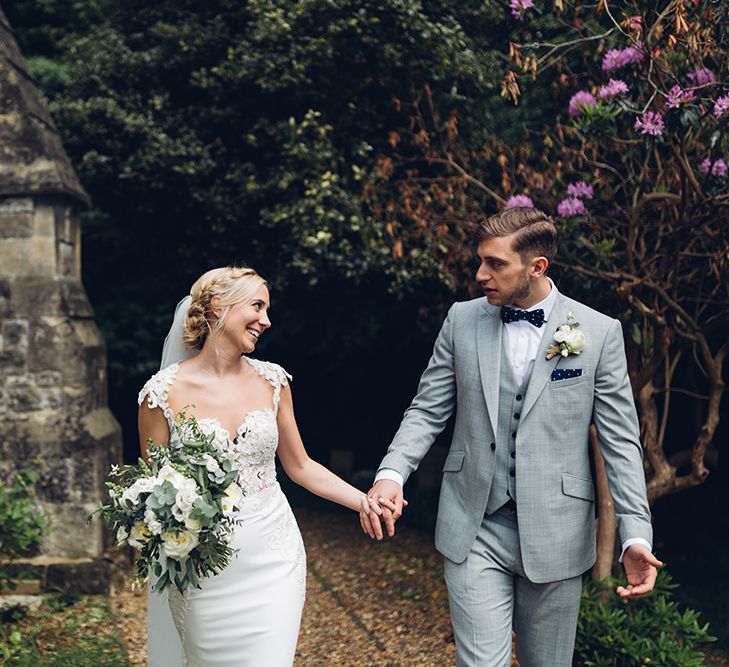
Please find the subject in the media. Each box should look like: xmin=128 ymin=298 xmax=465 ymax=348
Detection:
xmin=551 ymin=368 xmax=583 ymax=381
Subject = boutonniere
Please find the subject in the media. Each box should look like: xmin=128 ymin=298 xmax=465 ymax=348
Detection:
xmin=546 ymin=312 xmax=586 ymax=360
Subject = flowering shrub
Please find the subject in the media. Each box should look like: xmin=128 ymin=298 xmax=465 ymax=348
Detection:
xmin=375 ymin=0 xmax=728 ymax=513
xmin=496 ymin=0 xmax=729 ymax=507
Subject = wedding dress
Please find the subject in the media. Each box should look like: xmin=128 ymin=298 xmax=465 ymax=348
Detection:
xmin=138 ymin=356 xmax=307 ymax=667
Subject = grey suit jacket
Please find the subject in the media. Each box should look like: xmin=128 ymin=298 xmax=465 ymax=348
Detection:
xmin=379 ymin=292 xmax=652 ymax=583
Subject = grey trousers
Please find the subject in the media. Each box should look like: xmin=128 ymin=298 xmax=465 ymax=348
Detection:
xmin=443 ymin=504 xmax=583 ymax=667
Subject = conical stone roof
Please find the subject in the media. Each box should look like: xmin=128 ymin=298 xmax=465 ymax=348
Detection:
xmin=0 ymin=9 xmax=90 ymax=206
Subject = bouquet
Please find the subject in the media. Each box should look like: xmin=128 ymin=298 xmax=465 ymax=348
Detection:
xmin=92 ymin=410 xmax=245 ymax=594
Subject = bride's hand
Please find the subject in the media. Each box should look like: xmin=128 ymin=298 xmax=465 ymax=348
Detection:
xmin=359 ymin=495 xmax=384 ymax=539
xmin=358 ymin=495 xmax=408 ymax=540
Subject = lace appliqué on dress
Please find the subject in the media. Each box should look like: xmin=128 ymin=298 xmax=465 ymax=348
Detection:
xmin=137 ymin=363 xmax=180 ymax=430
xmin=267 ymin=504 xmax=307 ymax=604
xmin=243 ymin=358 xmax=292 ymax=413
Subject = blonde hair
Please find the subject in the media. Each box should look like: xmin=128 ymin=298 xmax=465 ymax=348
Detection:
xmin=183 ymin=266 xmax=267 ymax=350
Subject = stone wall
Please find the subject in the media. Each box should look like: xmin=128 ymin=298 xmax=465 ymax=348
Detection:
xmin=0 ymin=196 xmax=122 ymax=563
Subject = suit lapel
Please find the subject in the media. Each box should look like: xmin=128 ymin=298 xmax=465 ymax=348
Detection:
xmin=521 ymin=294 xmax=571 ymax=421
xmin=476 ymin=301 xmax=502 ymax=437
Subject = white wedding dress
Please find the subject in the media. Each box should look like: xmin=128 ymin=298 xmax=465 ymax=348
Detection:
xmin=138 ymin=357 xmax=307 ymax=667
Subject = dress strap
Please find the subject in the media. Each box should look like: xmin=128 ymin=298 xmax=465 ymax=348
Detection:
xmin=244 ymin=358 xmax=292 ymax=414
xmin=137 ymin=363 xmax=180 ymax=431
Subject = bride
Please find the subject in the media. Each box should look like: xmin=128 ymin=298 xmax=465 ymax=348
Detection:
xmin=138 ymin=266 xmax=388 ymax=666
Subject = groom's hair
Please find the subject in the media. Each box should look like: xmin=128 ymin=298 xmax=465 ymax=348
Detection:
xmin=475 ymin=207 xmax=557 ymax=264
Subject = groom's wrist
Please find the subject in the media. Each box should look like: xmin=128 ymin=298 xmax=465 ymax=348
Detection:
xmin=619 ymin=537 xmax=652 ymax=562
xmin=374 ymin=468 xmax=404 ymax=487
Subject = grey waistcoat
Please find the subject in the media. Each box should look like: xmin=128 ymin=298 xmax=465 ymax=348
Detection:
xmin=485 ymin=338 xmax=531 ymax=514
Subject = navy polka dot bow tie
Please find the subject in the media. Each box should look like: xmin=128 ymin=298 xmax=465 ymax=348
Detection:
xmin=500 ymin=306 xmax=545 ymax=328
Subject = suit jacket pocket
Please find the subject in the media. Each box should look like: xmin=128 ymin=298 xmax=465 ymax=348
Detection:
xmin=561 ymin=472 xmax=595 ymax=501
xmin=442 ymin=451 xmax=465 ymax=472
xmin=550 ymin=374 xmax=588 ymax=389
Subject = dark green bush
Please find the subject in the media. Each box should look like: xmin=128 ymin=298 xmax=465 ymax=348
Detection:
xmin=0 ymin=470 xmax=49 ymax=594
xmin=576 ymin=571 xmax=715 ymax=667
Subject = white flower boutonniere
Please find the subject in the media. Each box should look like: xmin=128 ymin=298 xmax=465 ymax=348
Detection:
xmin=546 ymin=312 xmax=586 ymax=360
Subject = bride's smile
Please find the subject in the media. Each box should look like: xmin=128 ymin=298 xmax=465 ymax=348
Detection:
xmin=215 ymin=283 xmax=271 ymax=353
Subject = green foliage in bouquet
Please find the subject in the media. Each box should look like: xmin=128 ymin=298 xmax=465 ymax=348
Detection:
xmin=0 ymin=469 xmax=49 ymax=594
xmin=575 ymin=571 xmax=715 ymax=667
xmin=91 ymin=411 xmax=245 ymax=594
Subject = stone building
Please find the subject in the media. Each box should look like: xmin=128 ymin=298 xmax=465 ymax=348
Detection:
xmin=0 ymin=9 xmax=122 ymax=593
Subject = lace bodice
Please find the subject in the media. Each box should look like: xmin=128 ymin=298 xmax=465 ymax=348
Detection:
xmin=138 ymin=357 xmax=292 ymax=496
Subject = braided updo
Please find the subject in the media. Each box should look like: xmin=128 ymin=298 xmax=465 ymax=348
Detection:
xmin=183 ymin=266 xmax=267 ymax=350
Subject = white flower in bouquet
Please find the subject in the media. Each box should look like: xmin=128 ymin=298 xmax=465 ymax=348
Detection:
xmin=157 ymin=464 xmax=187 ymax=489
xmin=129 ymin=521 xmax=152 ymax=549
xmin=171 ymin=478 xmax=200 ymax=522
xmin=116 ymin=525 xmax=129 ymax=544
xmin=184 ymin=515 xmax=202 ymax=532
xmin=144 ymin=509 xmax=164 ymax=536
xmin=201 ymin=453 xmax=226 ymax=483
xmin=162 ymin=528 xmax=200 ymax=560
xmin=221 ymin=482 xmax=243 ymax=517
xmin=121 ymin=476 xmax=157 ymax=508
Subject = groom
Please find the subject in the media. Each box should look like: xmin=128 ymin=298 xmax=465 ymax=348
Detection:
xmin=366 ymin=207 xmax=661 ymax=666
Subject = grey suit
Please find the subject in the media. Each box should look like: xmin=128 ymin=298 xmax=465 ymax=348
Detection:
xmin=379 ymin=291 xmax=652 ymax=665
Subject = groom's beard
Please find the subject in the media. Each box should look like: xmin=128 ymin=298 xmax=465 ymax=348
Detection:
xmin=490 ymin=270 xmax=532 ymax=306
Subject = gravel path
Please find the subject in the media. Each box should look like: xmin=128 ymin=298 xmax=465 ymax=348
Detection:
xmin=109 ymin=507 xmax=728 ymax=666
xmin=111 ymin=506 xmax=457 ymax=666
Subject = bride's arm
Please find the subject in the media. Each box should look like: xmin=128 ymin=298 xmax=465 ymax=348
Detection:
xmin=276 ymin=384 xmax=384 ymax=519
xmin=138 ymin=404 xmax=170 ymax=460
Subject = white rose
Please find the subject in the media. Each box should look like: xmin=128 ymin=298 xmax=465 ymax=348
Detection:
xmin=221 ymin=483 xmax=243 ymax=516
xmin=553 ymin=324 xmax=572 ymax=343
xmin=128 ymin=521 xmax=152 ymax=549
xmin=144 ymin=509 xmax=164 ymax=536
xmin=184 ymin=516 xmax=202 ymax=532
xmin=161 ymin=529 xmax=199 ymax=560
xmin=564 ymin=329 xmax=586 ymax=354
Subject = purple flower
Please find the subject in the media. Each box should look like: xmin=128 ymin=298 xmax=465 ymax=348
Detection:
xmin=634 ymin=111 xmax=665 ymax=136
xmin=568 ymin=91 xmax=597 ymax=118
xmin=687 ymin=67 xmax=716 ymax=87
xmin=665 ymin=84 xmax=696 ymax=109
xmin=598 ymin=79 xmax=630 ymax=100
xmin=510 ymin=0 xmax=535 ymax=20
xmin=557 ymin=198 xmax=587 ymax=218
xmin=602 ymin=49 xmax=623 ymax=73
xmin=567 ymin=181 xmax=594 ymax=200
xmin=504 ymin=194 xmax=535 ymax=209
xmin=713 ymin=94 xmax=729 ymax=120
xmin=601 ymin=43 xmax=645 ymax=72
xmin=700 ymin=157 xmax=728 ymax=177
xmin=621 ymin=44 xmax=645 ymax=66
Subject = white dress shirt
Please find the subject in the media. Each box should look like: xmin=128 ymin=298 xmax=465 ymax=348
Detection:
xmin=375 ymin=280 xmax=651 ymax=559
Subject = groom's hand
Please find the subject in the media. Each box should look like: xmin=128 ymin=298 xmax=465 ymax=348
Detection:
xmin=617 ymin=544 xmax=663 ymax=598
xmin=366 ymin=480 xmax=405 ymax=540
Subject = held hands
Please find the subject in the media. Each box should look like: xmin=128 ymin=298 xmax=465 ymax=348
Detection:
xmin=617 ymin=544 xmax=664 ymax=598
xmin=358 ymin=479 xmax=407 ymax=540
